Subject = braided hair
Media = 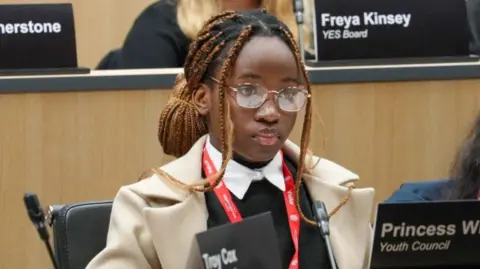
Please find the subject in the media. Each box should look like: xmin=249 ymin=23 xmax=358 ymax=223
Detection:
xmin=154 ymin=9 xmax=322 ymax=225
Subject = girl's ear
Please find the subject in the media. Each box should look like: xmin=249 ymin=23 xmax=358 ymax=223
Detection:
xmin=192 ymin=84 xmax=212 ymax=116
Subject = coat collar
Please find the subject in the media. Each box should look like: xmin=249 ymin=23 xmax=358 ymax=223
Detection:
xmin=135 ymin=135 xmax=360 ymax=201
xmin=129 ymin=135 xmax=373 ymax=269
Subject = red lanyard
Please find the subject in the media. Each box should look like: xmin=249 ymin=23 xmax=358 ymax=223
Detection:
xmin=203 ymin=147 xmax=300 ymax=269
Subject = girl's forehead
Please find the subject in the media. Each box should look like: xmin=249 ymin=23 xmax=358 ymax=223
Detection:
xmin=228 ymin=36 xmax=299 ymax=82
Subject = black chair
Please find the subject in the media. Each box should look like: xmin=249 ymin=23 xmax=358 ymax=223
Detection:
xmin=47 ymin=201 xmax=113 ymax=269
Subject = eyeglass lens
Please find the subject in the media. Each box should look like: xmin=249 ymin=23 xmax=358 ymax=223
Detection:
xmin=233 ymin=84 xmax=308 ymax=112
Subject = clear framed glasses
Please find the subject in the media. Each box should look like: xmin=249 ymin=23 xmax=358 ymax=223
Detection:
xmin=209 ymin=76 xmax=310 ymax=112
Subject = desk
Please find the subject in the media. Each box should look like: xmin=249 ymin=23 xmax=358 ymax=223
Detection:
xmin=1 ymin=63 xmax=480 ymax=269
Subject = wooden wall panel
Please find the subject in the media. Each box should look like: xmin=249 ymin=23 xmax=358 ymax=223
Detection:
xmin=1 ymin=79 xmax=480 ymax=268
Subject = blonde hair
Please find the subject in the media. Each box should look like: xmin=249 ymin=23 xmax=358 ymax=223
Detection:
xmin=176 ymin=0 xmax=315 ymax=53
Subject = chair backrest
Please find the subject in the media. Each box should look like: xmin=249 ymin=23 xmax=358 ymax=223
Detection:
xmin=48 ymin=201 xmax=113 ymax=269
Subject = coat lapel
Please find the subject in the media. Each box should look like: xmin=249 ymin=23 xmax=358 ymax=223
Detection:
xmin=143 ymin=193 xmax=207 ymax=269
xmin=304 ymin=174 xmax=374 ymax=269
xmin=137 ymin=136 xmax=209 ymax=269
xmin=283 ymin=140 xmax=375 ymax=268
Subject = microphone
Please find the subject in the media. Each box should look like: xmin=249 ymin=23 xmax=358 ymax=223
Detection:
xmin=24 ymin=193 xmax=59 ymax=269
xmin=292 ymin=0 xmax=306 ymax=62
xmin=312 ymin=201 xmax=338 ymax=269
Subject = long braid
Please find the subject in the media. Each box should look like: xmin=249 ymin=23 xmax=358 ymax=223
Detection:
xmin=276 ymin=26 xmax=354 ymax=225
xmin=201 ymin=25 xmax=254 ymax=192
xmin=155 ymin=16 xmax=253 ymax=192
xmin=274 ymin=25 xmax=316 ymax=225
xmin=158 ymin=12 xmax=241 ymax=158
xmin=184 ymin=11 xmax=239 ymax=78
xmin=188 ymin=32 xmax=224 ymax=88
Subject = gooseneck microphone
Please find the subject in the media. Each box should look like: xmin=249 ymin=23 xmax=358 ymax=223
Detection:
xmin=312 ymin=201 xmax=338 ymax=269
xmin=292 ymin=0 xmax=306 ymax=62
xmin=24 ymin=193 xmax=59 ymax=269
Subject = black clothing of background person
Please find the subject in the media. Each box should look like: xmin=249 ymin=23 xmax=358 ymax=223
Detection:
xmin=467 ymin=0 xmax=480 ymax=54
xmin=98 ymin=1 xmax=189 ymax=69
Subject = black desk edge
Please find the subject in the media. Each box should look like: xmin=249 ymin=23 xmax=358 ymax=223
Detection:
xmin=1 ymin=62 xmax=479 ymax=93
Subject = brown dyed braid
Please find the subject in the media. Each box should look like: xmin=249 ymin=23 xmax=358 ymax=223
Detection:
xmin=157 ymin=74 xmax=207 ymax=158
xmin=155 ymin=21 xmax=253 ymax=192
xmin=275 ymin=26 xmax=354 ymax=225
xmin=188 ymin=33 xmax=225 ymax=88
xmin=155 ymin=13 xmax=245 ymax=189
xmin=158 ymin=11 xmax=242 ymax=159
xmin=189 ymin=26 xmax=253 ymax=192
xmin=199 ymin=25 xmax=254 ymax=192
xmin=184 ymin=12 xmax=239 ymax=78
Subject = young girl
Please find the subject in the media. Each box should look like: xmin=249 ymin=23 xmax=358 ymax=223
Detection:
xmin=88 ymin=9 xmax=374 ymax=269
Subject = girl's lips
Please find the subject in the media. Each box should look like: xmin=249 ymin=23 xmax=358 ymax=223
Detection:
xmin=254 ymin=135 xmax=279 ymax=146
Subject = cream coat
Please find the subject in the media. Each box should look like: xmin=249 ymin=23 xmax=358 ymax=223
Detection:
xmin=86 ymin=136 xmax=375 ymax=269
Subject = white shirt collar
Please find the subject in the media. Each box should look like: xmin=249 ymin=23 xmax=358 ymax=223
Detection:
xmin=205 ymin=136 xmax=285 ymax=200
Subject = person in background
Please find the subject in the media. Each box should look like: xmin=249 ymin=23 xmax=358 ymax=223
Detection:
xmin=87 ymin=9 xmax=374 ymax=269
xmin=385 ymin=112 xmax=480 ymax=202
xmin=97 ymin=0 xmax=314 ymax=69
xmin=467 ymin=0 xmax=480 ymax=55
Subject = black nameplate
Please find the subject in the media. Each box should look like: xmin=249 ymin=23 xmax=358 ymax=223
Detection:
xmin=313 ymin=0 xmax=470 ymax=61
xmin=371 ymin=201 xmax=480 ymax=268
xmin=195 ymin=212 xmax=282 ymax=269
xmin=0 ymin=3 xmax=77 ymax=70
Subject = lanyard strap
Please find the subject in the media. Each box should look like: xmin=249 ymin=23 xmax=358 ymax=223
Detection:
xmin=202 ymin=147 xmax=300 ymax=269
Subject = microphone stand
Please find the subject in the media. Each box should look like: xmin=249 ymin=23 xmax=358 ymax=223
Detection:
xmin=293 ymin=0 xmax=306 ymax=63
xmin=312 ymin=201 xmax=338 ymax=269
xmin=321 ymin=224 xmax=337 ymax=269
xmin=24 ymin=193 xmax=60 ymax=269
xmin=43 ymin=238 xmax=58 ymax=269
